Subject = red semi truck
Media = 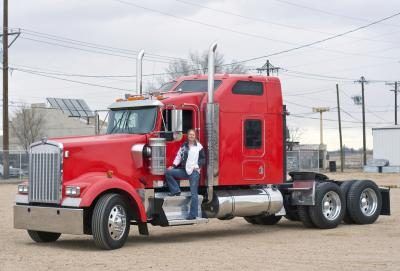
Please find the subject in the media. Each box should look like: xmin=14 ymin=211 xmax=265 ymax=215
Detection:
xmin=14 ymin=43 xmax=390 ymax=250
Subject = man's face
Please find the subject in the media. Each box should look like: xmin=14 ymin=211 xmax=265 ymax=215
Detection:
xmin=188 ymin=131 xmax=196 ymax=142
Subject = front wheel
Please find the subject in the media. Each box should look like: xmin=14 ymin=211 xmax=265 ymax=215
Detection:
xmin=92 ymin=193 xmax=130 ymax=250
xmin=27 ymin=230 xmax=61 ymax=242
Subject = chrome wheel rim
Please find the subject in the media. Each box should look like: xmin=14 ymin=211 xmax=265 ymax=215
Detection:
xmin=359 ymin=188 xmax=378 ymax=216
xmin=108 ymin=205 xmax=127 ymax=240
xmin=321 ymin=191 xmax=341 ymax=221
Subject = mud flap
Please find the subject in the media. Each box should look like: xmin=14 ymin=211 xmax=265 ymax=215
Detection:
xmin=380 ymin=187 xmax=391 ymax=216
xmin=137 ymin=222 xmax=149 ymax=235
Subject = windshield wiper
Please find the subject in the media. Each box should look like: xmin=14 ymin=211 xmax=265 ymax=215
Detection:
xmin=109 ymin=111 xmax=128 ymax=134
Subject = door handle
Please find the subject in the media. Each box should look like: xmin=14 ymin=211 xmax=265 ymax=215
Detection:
xmin=258 ymin=166 xmax=264 ymax=175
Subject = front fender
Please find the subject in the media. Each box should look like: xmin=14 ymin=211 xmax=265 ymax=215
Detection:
xmin=65 ymin=172 xmax=147 ymax=222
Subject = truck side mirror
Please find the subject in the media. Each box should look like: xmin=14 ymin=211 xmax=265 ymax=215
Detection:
xmin=171 ymin=109 xmax=183 ymax=132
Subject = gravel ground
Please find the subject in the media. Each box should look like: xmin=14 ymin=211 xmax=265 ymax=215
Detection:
xmin=0 ymin=172 xmax=399 ymax=271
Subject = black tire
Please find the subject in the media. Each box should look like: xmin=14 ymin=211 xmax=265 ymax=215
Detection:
xmin=244 ymin=216 xmax=258 ymax=224
xmin=27 ymin=230 xmax=61 ymax=242
xmin=308 ymin=182 xmax=345 ymax=229
xmin=284 ymin=205 xmax=300 ymax=221
xmin=347 ymin=180 xmax=382 ymax=224
xmin=340 ymin=180 xmax=357 ymax=224
xmin=92 ymin=193 xmax=131 ymax=250
xmin=297 ymin=206 xmax=314 ymax=228
xmin=284 ymin=213 xmax=299 ymax=221
xmin=255 ymin=214 xmax=282 ymax=225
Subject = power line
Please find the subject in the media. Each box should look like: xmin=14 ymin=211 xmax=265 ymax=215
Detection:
xmin=272 ymin=0 xmax=400 ymax=28
xmin=223 ymin=11 xmax=400 ymax=66
xmin=11 ymin=65 xmax=136 ymax=78
xmin=113 ymin=1 xmax=400 ymax=62
xmin=13 ymin=68 xmax=129 ymax=92
xmin=288 ymin=113 xmax=391 ymax=125
xmin=175 ymin=0 xmax=400 ymax=45
xmin=17 ymin=28 xmax=186 ymax=62
xmin=19 ymin=36 xmax=173 ymax=64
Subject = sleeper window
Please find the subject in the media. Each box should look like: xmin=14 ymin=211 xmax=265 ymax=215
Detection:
xmin=244 ymin=119 xmax=262 ymax=149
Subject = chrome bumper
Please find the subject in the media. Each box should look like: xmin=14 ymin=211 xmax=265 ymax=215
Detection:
xmin=14 ymin=205 xmax=84 ymax=235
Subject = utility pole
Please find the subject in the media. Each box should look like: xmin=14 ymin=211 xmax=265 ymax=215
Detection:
xmin=2 ymin=0 xmax=9 ymax=179
xmin=385 ymin=81 xmax=399 ymax=125
xmin=312 ymin=107 xmax=330 ymax=145
xmin=336 ymin=84 xmax=344 ymax=172
xmin=257 ymin=59 xmax=280 ymax=76
xmin=355 ymin=76 xmax=368 ymax=166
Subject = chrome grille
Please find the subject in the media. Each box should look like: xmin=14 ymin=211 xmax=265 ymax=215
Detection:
xmin=28 ymin=142 xmax=62 ymax=204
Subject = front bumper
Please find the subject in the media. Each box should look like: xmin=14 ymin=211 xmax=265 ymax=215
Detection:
xmin=14 ymin=205 xmax=84 ymax=235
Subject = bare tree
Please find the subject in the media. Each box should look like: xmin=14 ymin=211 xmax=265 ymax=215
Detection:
xmin=287 ymin=126 xmax=304 ymax=151
xmin=165 ymin=50 xmax=247 ymax=81
xmin=10 ymin=105 xmax=45 ymax=151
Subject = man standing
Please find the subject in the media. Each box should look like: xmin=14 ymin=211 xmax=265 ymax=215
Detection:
xmin=165 ymin=129 xmax=206 ymax=220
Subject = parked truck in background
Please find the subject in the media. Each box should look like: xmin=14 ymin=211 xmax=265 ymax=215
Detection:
xmin=14 ymin=43 xmax=390 ymax=250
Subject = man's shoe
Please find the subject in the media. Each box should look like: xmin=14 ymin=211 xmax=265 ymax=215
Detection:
xmin=187 ymin=215 xmax=197 ymax=220
xmin=168 ymin=192 xmax=181 ymax=196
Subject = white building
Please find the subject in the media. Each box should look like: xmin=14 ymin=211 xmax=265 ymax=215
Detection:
xmin=372 ymin=126 xmax=400 ymax=166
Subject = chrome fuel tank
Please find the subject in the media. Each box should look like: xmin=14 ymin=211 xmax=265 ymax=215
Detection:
xmin=204 ymin=187 xmax=283 ymax=218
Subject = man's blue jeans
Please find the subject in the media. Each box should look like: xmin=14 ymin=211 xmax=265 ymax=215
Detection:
xmin=165 ymin=168 xmax=200 ymax=218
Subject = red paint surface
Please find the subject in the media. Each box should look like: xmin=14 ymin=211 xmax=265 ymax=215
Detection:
xmin=52 ymin=74 xmax=284 ymax=220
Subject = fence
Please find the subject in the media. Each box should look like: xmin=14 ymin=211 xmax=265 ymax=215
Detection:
xmin=287 ymin=150 xmax=320 ymax=172
xmin=0 ymin=150 xmax=29 ymax=180
xmin=0 ymin=149 xmax=370 ymax=180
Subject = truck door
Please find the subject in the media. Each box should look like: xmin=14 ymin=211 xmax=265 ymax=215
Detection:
xmin=242 ymin=117 xmax=265 ymax=181
xmin=162 ymin=109 xmax=196 ymax=167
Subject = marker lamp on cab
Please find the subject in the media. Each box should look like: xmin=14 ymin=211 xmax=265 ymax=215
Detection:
xmin=65 ymin=186 xmax=81 ymax=197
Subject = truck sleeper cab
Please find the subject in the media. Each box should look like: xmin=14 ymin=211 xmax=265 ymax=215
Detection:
xmin=13 ymin=43 xmax=390 ymax=250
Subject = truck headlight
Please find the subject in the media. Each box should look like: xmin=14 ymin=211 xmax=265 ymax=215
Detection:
xmin=65 ymin=186 xmax=81 ymax=197
xmin=18 ymin=184 xmax=29 ymax=194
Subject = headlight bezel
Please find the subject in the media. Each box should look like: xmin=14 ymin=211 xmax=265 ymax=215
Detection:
xmin=65 ymin=186 xmax=81 ymax=197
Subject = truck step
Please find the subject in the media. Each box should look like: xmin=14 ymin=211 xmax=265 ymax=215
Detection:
xmin=168 ymin=218 xmax=209 ymax=226
xmin=153 ymin=192 xmax=204 ymax=222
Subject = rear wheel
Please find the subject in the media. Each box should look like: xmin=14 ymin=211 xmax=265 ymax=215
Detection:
xmin=308 ymin=182 xmax=345 ymax=229
xmin=244 ymin=214 xmax=282 ymax=225
xmin=244 ymin=216 xmax=258 ymax=224
xmin=284 ymin=205 xmax=300 ymax=221
xmin=92 ymin=193 xmax=130 ymax=250
xmin=340 ymin=180 xmax=357 ymax=224
xmin=297 ymin=206 xmax=314 ymax=228
xmin=347 ymin=180 xmax=382 ymax=224
xmin=27 ymin=230 xmax=61 ymax=242
xmin=255 ymin=214 xmax=282 ymax=225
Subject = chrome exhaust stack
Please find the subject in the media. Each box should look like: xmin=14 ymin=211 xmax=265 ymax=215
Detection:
xmin=136 ymin=49 xmax=145 ymax=95
xmin=205 ymin=42 xmax=219 ymax=203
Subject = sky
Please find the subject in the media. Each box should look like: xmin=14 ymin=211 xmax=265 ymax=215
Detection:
xmin=2 ymin=0 xmax=400 ymax=150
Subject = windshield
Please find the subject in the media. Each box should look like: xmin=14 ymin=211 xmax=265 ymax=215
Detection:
xmin=159 ymin=81 xmax=176 ymax=92
xmin=174 ymin=80 xmax=222 ymax=92
xmin=107 ymin=107 xmax=157 ymax=134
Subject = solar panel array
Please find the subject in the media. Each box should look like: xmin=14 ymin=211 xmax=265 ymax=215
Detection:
xmin=46 ymin=98 xmax=95 ymax=118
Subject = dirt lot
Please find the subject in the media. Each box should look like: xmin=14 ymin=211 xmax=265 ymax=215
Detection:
xmin=0 ymin=172 xmax=399 ymax=271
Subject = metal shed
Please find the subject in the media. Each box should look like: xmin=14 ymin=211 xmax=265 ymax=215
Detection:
xmin=372 ymin=126 xmax=400 ymax=166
